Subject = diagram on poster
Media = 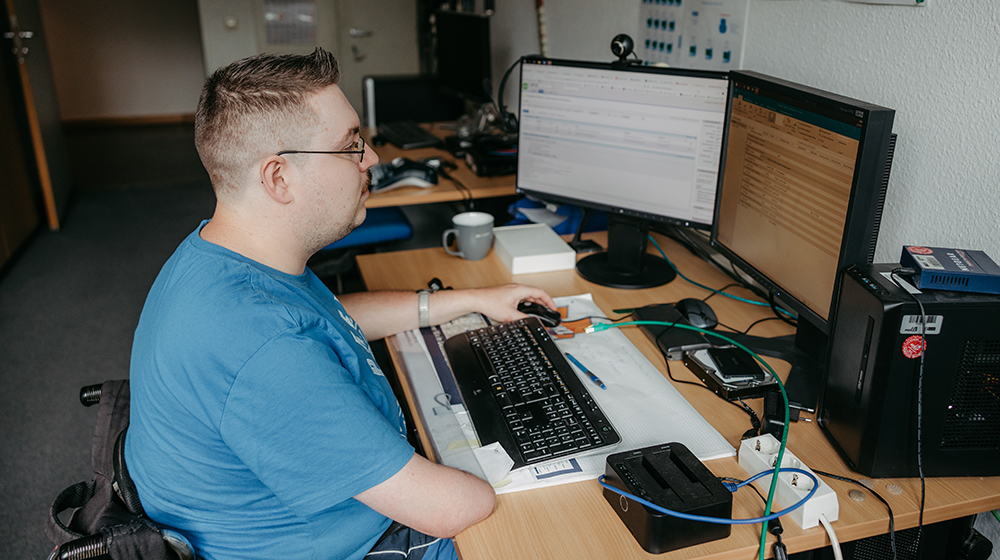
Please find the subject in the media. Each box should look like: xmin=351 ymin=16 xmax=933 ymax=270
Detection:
xmin=637 ymin=0 xmax=748 ymax=70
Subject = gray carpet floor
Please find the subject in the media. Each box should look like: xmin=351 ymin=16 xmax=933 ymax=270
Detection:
xmin=0 ymin=180 xmax=217 ymax=559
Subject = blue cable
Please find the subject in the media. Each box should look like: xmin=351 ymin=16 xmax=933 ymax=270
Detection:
xmin=646 ymin=234 xmax=797 ymax=320
xmin=598 ymin=467 xmax=819 ymax=525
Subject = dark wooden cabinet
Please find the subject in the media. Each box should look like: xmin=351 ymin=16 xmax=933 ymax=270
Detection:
xmin=0 ymin=41 xmax=39 ymax=268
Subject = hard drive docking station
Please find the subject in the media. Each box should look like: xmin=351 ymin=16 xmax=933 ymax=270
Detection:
xmin=602 ymin=443 xmax=732 ymax=554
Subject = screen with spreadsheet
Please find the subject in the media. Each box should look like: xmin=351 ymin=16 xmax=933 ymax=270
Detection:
xmin=712 ymin=71 xmax=895 ymax=329
xmin=516 ymin=59 xmax=729 ymax=229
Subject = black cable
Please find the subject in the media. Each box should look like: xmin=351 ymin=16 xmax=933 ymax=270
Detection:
xmin=652 ymin=224 xmax=758 ymax=292
xmin=713 ymin=321 xmax=744 ymax=335
xmin=741 ymin=317 xmax=781 ymax=335
xmin=570 ymin=314 xmax=633 ymax=324
xmin=496 ymin=55 xmax=541 ymax=133
xmin=734 ymin=398 xmax=762 ymax=440
xmin=719 ymin=475 xmax=787 ymax=559
xmin=768 ymin=292 xmax=798 ymax=327
xmin=701 ymin=283 xmax=743 ymax=303
xmin=891 ymin=269 xmax=927 ymax=555
xmin=700 ymin=285 xmax=779 ymax=335
xmin=664 ymin=359 xmax=760 ymax=439
xmin=436 ymin=166 xmax=474 ymax=210
xmin=814 ymin=469 xmax=897 ymax=560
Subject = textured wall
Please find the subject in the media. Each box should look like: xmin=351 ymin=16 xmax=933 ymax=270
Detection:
xmin=742 ymin=0 xmax=1000 ymax=262
xmin=533 ymin=0 xmax=1000 ymax=262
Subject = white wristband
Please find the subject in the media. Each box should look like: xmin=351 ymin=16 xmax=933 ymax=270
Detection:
xmin=418 ymin=290 xmax=431 ymax=328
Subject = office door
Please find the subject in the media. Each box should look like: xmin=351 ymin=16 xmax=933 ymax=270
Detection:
xmin=3 ymin=0 xmax=71 ymax=231
xmin=198 ymin=0 xmax=418 ymax=116
xmin=334 ymin=0 xmax=418 ymax=114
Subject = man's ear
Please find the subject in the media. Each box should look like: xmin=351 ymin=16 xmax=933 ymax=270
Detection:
xmin=259 ymin=155 xmax=294 ymax=204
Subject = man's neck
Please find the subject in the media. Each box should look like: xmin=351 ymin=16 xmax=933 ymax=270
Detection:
xmin=200 ymin=212 xmax=309 ymax=276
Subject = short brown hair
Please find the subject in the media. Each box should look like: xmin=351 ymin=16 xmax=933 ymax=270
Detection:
xmin=195 ymin=48 xmax=341 ymax=197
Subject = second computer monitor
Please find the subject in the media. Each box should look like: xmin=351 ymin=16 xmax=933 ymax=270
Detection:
xmin=516 ymin=58 xmax=730 ymax=288
xmin=711 ymin=70 xmax=896 ymax=332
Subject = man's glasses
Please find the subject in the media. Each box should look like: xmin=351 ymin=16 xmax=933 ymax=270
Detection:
xmin=276 ymin=137 xmax=365 ymax=163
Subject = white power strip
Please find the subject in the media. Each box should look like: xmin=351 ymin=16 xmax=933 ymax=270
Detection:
xmin=737 ymin=434 xmax=839 ymax=529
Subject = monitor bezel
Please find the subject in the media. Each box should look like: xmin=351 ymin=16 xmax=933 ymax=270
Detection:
xmin=515 ymin=57 xmax=730 ymax=232
xmin=709 ymin=70 xmax=895 ymax=334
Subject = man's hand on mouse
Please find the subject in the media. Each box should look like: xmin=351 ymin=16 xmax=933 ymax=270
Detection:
xmin=465 ymin=284 xmax=556 ymax=323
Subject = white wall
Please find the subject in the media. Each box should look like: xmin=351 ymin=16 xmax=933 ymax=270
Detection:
xmin=515 ymin=0 xmax=1000 ymax=263
xmin=39 ymin=0 xmax=206 ymax=120
xmin=743 ymin=0 xmax=1000 ymax=263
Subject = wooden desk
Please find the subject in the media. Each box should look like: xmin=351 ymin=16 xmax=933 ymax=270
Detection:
xmin=363 ymin=124 xmax=516 ymax=208
xmin=357 ymin=232 xmax=1000 ymax=559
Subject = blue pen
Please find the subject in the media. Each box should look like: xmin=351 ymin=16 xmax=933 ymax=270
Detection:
xmin=565 ymin=353 xmax=606 ymax=390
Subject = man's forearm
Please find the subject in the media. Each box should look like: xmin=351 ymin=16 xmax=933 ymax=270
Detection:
xmin=339 ymin=284 xmax=557 ymax=341
xmin=338 ymin=290 xmax=479 ymax=340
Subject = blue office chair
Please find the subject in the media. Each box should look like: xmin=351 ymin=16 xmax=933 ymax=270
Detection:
xmin=309 ymin=207 xmax=413 ymax=293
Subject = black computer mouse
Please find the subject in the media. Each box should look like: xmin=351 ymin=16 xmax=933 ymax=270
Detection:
xmin=517 ymin=301 xmax=561 ymax=327
xmin=371 ymin=135 xmax=386 ymax=147
xmin=675 ymin=298 xmax=717 ymax=330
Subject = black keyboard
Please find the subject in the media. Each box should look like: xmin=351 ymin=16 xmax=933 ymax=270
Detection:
xmin=443 ymin=317 xmax=621 ymax=470
xmin=376 ymin=120 xmax=442 ymax=150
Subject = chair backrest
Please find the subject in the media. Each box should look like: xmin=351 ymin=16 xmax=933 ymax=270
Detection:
xmin=362 ymin=75 xmax=466 ymax=128
xmin=45 ymin=380 xmax=194 ymax=560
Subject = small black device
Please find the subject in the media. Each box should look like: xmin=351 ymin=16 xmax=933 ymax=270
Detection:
xmin=674 ymin=298 xmax=718 ymax=330
xmin=602 ymin=443 xmax=732 ymax=554
xmin=610 ymin=33 xmax=634 ymax=61
xmin=369 ymin=158 xmax=438 ymax=192
xmin=463 ymin=137 xmax=517 ymax=177
xmin=375 ymin=120 xmax=442 ymax=150
xmin=634 ymin=304 xmax=711 ymax=361
xmin=819 ymin=263 xmax=1000 ymax=477
xmin=683 ymin=347 xmax=774 ymax=401
xmin=516 ymin=301 xmax=561 ymax=327
xmin=705 ymin=347 xmax=766 ymax=382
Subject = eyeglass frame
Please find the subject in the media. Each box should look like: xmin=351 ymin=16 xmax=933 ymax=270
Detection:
xmin=275 ymin=137 xmax=365 ymax=163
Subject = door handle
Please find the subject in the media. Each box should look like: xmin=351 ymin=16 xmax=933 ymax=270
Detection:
xmin=349 ymin=27 xmax=372 ymax=38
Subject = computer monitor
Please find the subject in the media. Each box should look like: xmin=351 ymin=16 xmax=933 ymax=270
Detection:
xmin=710 ymin=70 xmax=896 ymax=405
xmin=516 ymin=58 xmax=730 ymax=289
xmin=434 ymin=11 xmax=492 ymax=103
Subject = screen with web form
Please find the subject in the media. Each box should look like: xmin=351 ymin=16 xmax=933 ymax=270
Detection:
xmin=516 ymin=59 xmax=729 ymax=229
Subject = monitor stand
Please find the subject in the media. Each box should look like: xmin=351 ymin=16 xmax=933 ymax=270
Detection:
xmin=719 ymin=319 xmax=828 ymax=410
xmin=576 ymin=215 xmax=676 ymax=289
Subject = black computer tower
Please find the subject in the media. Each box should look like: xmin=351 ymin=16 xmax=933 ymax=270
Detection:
xmin=818 ymin=263 xmax=1000 ymax=478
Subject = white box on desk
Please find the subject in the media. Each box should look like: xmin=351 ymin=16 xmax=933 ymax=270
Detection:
xmin=492 ymin=223 xmax=576 ymax=274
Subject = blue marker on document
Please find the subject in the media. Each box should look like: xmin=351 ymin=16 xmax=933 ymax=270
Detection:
xmin=565 ymin=353 xmax=606 ymax=390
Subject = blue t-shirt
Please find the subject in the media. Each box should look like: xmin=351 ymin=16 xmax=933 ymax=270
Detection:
xmin=125 ymin=222 xmax=414 ymax=560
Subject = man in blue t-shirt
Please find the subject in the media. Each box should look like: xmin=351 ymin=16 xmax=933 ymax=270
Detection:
xmin=125 ymin=48 xmax=557 ymax=560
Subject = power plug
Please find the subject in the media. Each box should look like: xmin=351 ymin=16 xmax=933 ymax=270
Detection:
xmin=737 ymin=434 xmax=839 ymax=529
